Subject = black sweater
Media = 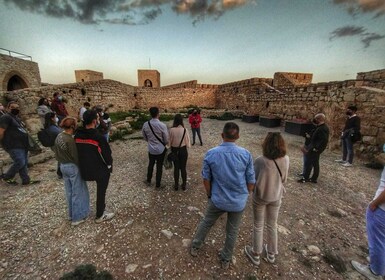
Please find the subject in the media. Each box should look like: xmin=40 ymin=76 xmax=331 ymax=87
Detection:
xmin=307 ymin=123 xmax=330 ymax=154
xmin=74 ymin=128 xmax=112 ymax=181
xmin=343 ymin=115 xmax=361 ymax=132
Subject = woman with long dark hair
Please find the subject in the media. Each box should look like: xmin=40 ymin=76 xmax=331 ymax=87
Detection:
xmin=245 ymin=132 xmax=289 ymax=266
xmin=169 ymin=114 xmax=191 ymax=190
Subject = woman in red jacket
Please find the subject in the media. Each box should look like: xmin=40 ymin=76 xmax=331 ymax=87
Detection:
xmin=188 ymin=109 xmax=203 ymax=146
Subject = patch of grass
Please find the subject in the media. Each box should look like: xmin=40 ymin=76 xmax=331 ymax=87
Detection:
xmin=109 ymin=111 xmax=132 ymax=123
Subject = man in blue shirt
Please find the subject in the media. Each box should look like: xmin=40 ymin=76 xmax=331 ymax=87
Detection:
xmin=190 ymin=122 xmax=255 ymax=269
xmin=142 ymin=107 xmax=169 ymax=188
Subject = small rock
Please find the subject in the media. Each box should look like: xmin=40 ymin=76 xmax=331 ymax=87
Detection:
xmin=277 ymin=225 xmax=291 ymax=235
xmin=311 ymin=256 xmax=321 ymax=262
xmin=188 ymin=206 xmax=199 ymax=211
xmin=182 ymin=239 xmax=191 ymax=247
xmin=198 ymin=212 xmax=205 ymax=218
xmin=161 ymin=229 xmax=173 ymax=239
xmin=336 ymin=208 xmax=348 ymax=217
xmin=142 ymin=264 xmax=152 ymax=269
xmin=127 ymin=219 xmax=134 ymax=225
xmin=298 ymin=219 xmax=305 ymax=226
xmin=96 ymin=245 xmax=104 ymax=253
xmin=307 ymin=245 xmax=321 ymax=255
xmin=125 ymin=264 xmax=138 ymax=273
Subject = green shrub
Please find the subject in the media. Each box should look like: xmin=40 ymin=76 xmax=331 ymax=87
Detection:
xmin=109 ymin=111 xmax=132 ymax=123
xmin=130 ymin=114 xmax=150 ymax=130
xmin=60 ymin=264 xmax=113 ymax=280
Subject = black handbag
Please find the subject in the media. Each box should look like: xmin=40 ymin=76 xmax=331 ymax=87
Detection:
xmin=167 ymin=129 xmax=186 ymax=162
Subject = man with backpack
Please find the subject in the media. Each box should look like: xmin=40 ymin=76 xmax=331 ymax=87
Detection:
xmin=0 ymin=101 xmax=40 ymax=185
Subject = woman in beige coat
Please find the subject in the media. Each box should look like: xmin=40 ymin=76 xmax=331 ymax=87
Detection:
xmin=245 ymin=132 xmax=289 ymax=265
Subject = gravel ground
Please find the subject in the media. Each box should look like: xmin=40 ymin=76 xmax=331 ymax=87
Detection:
xmin=0 ymin=118 xmax=381 ymax=280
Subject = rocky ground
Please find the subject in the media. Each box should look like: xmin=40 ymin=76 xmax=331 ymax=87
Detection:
xmin=0 ymin=118 xmax=381 ymax=280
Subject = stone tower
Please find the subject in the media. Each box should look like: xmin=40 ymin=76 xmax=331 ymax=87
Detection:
xmin=138 ymin=70 xmax=160 ymax=88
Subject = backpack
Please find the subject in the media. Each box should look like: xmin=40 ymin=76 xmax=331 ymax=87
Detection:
xmin=37 ymin=129 xmax=57 ymax=147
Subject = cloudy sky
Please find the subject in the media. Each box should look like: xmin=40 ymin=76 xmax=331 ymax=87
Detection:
xmin=0 ymin=0 xmax=384 ymax=86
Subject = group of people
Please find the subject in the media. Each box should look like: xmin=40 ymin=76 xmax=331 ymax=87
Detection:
xmin=142 ymin=107 xmax=202 ymax=190
xmin=52 ymin=110 xmax=115 ymax=226
xmin=1 ymin=101 xmax=384 ymax=278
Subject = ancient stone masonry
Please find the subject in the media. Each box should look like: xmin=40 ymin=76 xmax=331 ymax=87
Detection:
xmin=138 ymin=70 xmax=160 ymax=88
xmin=75 ymin=70 xmax=103 ymax=82
xmin=0 ymin=54 xmax=41 ymax=91
xmin=1 ymin=68 xmax=384 ymax=158
xmin=273 ymin=72 xmax=313 ymax=88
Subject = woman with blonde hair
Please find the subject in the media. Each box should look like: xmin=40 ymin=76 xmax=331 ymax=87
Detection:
xmin=245 ymin=132 xmax=289 ymax=265
xmin=53 ymin=117 xmax=89 ymax=226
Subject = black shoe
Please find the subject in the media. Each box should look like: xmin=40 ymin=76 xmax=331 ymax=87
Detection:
xmin=296 ymin=173 xmax=304 ymax=177
xmin=200 ymin=143 xmax=203 ymax=146
xmin=174 ymin=185 xmax=178 ymax=191
xmin=192 ymin=142 xmax=195 ymax=146
xmin=297 ymin=178 xmax=309 ymax=183
xmin=309 ymin=179 xmax=317 ymax=183
xmin=22 ymin=179 xmax=40 ymax=185
xmin=143 ymin=180 xmax=151 ymax=186
xmin=181 ymin=184 xmax=186 ymax=191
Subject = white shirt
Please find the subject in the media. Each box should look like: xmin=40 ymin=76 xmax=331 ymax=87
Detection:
xmin=373 ymin=166 xmax=385 ymax=211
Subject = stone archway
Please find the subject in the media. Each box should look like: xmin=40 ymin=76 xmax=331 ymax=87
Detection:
xmin=144 ymin=79 xmax=153 ymax=87
xmin=7 ymin=75 xmax=28 ymax=91
xmin=2 ymin=71 xmax=30 ymax=91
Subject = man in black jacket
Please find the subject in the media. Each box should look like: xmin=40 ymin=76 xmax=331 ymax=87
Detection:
xmin=75 ymin=110 xmax=114 ymax=223
xmin=335 ymin=105 xmax=361 ymax=167
xmin=298 ymin=113 xmax=329 ymax=183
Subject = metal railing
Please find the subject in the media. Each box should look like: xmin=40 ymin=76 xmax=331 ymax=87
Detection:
xmin=0 ymin=48 xmax=32 ymax=61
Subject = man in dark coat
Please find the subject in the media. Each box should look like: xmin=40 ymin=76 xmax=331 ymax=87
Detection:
xmin=74 ymin=110 xmax=114 ymax=223
xmin=298 ymin=113 xmax=329 ymax=184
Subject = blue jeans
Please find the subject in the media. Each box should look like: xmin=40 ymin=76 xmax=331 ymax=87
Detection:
xmin=367 ymin=206 xmax=385 ymax=276
xmin=60 ymin=163 xmax=90 ymax=222
xmin=4 ymin=148 xmax=30 ymax=183
xmin=192 ymin=200 xmax=244 ymax=261
xmin=342 ymin=136 xmax=354 ymax=163
xmin=192 ymin=128 xmax=202 ymax=145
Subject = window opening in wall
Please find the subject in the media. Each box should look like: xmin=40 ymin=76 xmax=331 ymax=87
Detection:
xmin=236 ymin=106 xmax=239 ymax=109
xmin=266 ymin=101 xmax=270 ymax=108
xmin=7 ymin=75 xmax=28 ymax=91
xmin=144 ymin=79 xmax=152 ymax=87
xmin=134 ymin=93 xmax=137 ymax=98
xmin=81 ymin=79 xmax=84 ymax=82
xmin=81 ymin=88 xmax=86 ymax=96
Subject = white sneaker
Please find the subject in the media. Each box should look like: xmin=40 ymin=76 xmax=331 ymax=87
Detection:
xmin=335 ymin=159 xmax=346 ymax=163
xmin=95 ymin=211 xmax=115 ymax=224
xmin=342 ymin=162 xmax=353 ymax=167
xmin=71 ymin=218 xmax=86 ymax=226
xmin=351 ymin=260 xmax=383 ymax=280
xmin=263 ymin=244 xmax=275 ymax=264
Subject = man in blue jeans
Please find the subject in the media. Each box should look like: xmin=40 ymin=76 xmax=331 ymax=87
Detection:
xmin=190 ymin=122 xmax=255 ymax=269
xmin=351 ymin=148 xmax=385 ymax=280
xmin=0 ymin=101 xmax=39 ymax=185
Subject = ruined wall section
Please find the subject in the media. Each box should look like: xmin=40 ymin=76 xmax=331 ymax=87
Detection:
xmin=136 ymin=87 xmax=216 ymax=109
xmin=0 ymin=54 xmax=41 ymax=91
xmin=2 ymin=79 xmax=137 ymax=132
xmin=75 ymin=70 xmax=104 ymax=82
xmin=162 ymin=80 xmax=198 ymax=89
xmin=356 ymin=69 xmax=385 ymax=82
xmin=273 ymin=72 xmax=312 ymax=88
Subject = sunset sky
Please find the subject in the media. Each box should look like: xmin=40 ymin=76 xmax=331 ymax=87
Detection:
xmin=0 ymin=0 xmax=384 ymax=86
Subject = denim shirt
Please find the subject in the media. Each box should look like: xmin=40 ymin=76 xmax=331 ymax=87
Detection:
xmin=202 ymin=142 xmax=256 ymax=212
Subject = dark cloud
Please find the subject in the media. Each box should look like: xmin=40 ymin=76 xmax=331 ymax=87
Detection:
xmin=330 ymin=25 xmax=385 ymax=48
xmin=333 ymin=0 xmax=385 ymax=18
xmin=329 ymin=25 xmax=366 ymax=39
xmin=361 ymin=33 xmax=385 ymax=48
xmin=4 ymin=0 xmax=252 ymax=25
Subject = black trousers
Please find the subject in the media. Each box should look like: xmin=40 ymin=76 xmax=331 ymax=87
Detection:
xmin=303 ymin=152 xmax=320 ymax=181
xmin=172 ymin=146 xmax=188 ymax=186
xmin=147 ymin=150 xmax=166 ymax=187
xmin=95 ymin=172 xmax=110 ymax=218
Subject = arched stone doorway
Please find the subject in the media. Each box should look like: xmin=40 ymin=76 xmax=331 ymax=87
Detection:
xmin=7 ymin=75 xmax=28 ymax=91
xmin=144 ymin=79 xmax=153 ymax=87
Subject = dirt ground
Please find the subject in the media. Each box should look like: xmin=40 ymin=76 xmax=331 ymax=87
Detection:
xmin=0 ymin=118 xmax=381 ymax=280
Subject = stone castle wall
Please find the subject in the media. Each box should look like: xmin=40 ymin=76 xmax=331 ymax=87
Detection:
xmin=1 ymin=69 xmax=384 ymax=157
xmin=273 ymin=72 xmax=313 ymax=88
xmin=0 ymin=54 xmax=41 ymax=91
xmin=75 ymin=70 xmax=103 ymax=82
